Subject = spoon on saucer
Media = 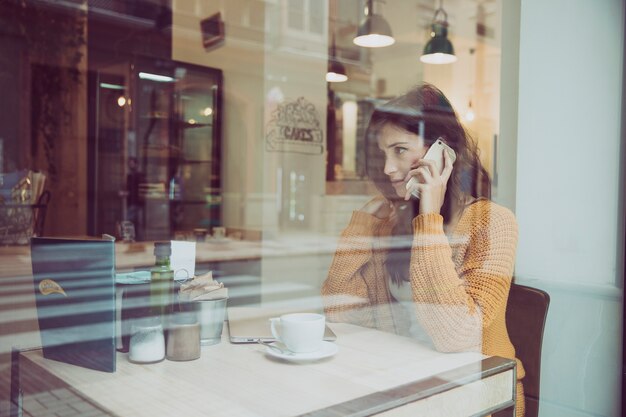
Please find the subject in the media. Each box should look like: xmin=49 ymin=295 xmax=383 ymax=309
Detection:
xmin=257 ymin=340 xmax=295 ymax=356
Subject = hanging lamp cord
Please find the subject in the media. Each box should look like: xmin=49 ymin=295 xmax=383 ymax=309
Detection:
xmin=432 ymin=0 xmax=448 ymax=23
xmin=366 ymin=0 xmax=388 ymax=17
xmin=366 ymin=0 xmax=374 ymax=17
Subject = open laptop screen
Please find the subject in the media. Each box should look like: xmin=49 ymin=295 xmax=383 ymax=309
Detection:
xmin=31 ymin=237 xmax=116 ymax=372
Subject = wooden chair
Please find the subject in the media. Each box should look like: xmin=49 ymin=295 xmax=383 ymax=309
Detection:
xmin=503 ymin=283 xmax=551 ymax=417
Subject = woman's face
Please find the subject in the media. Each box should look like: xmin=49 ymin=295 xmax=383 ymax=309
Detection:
xmin=377 ymin=124 xmax=430 ymax=198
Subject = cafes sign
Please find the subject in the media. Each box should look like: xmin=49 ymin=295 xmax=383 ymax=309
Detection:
xmin=266 ymin=97 xmax=324 ymax=155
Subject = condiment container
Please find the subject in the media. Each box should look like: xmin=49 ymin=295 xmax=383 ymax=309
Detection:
xmin=166 ymin=312 xmax=201 ymax=361
xmin=129 ymin=316 xmax=165 ymax=364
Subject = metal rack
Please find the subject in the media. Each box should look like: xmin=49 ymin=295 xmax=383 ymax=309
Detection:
xmin=0 ymin=190 xmax=51 ymax=245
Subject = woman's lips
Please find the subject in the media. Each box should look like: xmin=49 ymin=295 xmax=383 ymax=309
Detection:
xmin=391 ymin=180 xmax=406 ymax=191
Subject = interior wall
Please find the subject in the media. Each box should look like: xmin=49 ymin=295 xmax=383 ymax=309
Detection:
xmin=172 ymin=0 xmax=266 ymax=231
xmin=172 ymin=1 xmax=328 ymax=235
xmin=258 ymin=1 xmax=329 ymax=302
xmin=262 ymin=2 xmax=328 ymax=235
xmin=513 ymin=0 xmax=624 ymax=416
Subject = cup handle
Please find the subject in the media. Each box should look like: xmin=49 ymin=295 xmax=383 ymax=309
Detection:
xmin=269 ymin=317 xmax=281 ymax=342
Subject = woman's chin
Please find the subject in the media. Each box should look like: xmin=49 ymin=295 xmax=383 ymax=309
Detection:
xmin=392 ymin=186 xmax=406 ymax=198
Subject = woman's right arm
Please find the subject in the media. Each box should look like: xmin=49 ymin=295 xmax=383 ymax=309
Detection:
xmin=321 ymin=209 xmax=387 ymax=326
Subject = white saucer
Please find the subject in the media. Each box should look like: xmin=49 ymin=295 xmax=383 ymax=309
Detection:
xmin=265 ymin=341 xmax=338 ymax=362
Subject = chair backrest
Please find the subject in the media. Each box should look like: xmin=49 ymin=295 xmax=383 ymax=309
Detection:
xmin=505 ymin=283 xmax=550 ymax=417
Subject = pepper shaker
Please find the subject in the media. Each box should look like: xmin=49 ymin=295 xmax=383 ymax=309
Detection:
xmin=166 ymin=311 xmax=201 ymax=361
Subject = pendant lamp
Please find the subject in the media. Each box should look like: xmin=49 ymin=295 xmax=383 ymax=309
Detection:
xmin=326 ymin=60 xmax=348 ymax=83
xmin=420 ymin=0 xmax=457 ymax=64
xmin=353 ymin=0 xmax=395 ymax=48
xmin=327 ymin=34 xmax=348 ymax=83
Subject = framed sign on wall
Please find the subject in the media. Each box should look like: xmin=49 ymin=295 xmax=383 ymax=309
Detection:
xmin=200 ymin=12 xmax=225 ymax=52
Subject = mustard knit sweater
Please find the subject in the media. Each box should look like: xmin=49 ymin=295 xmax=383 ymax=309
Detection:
xmin=322 ymin=199 xmax=525 ymax=416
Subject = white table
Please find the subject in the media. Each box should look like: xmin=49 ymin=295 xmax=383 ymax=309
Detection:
xmin=15 ymin=323 xmax=515 ymax=417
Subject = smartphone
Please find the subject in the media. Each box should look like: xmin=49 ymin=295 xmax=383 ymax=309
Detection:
xmin=406 ymin=138 xmax=456 ymax=198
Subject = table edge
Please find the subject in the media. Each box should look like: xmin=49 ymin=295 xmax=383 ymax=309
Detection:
xmin=297 ymin=356 xmax=516 ymax=417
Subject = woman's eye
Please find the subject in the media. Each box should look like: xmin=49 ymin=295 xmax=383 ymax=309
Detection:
xmin=394 ymin=147 xmax=407 ymax=155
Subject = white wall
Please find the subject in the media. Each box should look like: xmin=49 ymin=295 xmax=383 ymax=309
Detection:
xmin=511 ymin=0 xmax=624 ymax=415
xmin=516 ymin=0 xmax=623 ymax=287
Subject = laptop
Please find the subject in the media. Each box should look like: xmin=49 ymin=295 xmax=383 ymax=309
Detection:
xmin=31 ymin=237 xmax=116 ymax=372
xmin=227 ymin=306 xmax=337 ymax=343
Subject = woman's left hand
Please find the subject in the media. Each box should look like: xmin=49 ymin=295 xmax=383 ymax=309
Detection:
xmin=404 ymin=150 xmax=454 ymax=215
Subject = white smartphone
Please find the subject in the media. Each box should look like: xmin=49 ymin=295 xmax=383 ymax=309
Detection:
xmin=406 ymin=138 xmax=457 ymax=198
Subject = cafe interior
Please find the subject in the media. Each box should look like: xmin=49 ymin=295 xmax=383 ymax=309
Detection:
xmin=0 ymin=0 xmax=624 ymax=416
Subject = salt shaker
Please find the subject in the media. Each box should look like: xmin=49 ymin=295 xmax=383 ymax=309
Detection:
xmin=129 ymin=316 xmax=165 ymax=364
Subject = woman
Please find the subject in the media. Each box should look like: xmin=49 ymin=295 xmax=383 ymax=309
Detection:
xmin=322 ymin=83 xmax=524 ymax=416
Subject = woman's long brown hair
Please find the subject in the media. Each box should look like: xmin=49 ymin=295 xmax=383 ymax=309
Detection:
xmin=364 ymin=83 xmax=491 ymax=285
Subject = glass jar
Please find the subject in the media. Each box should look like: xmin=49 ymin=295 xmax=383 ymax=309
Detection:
xmin=128 ymin=316 xmax=165 ymax=364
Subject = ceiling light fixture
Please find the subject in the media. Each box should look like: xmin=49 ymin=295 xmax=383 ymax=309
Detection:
xmin=138 ymin=72 xmax=175 ymax=82
xmin=100 ymin=82 xmax=125 ymax=90
xmin=353 ymin=0 xmax=395 ymax=48
xmin=420 ymin=0 xmax=457 ymax=64
xmin=327 ymin=35 xmax=348 ymax=83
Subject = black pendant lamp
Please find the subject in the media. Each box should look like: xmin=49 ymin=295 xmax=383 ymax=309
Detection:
xmin=327 ymin=35 xmax=348 ymax=83
xmin=353 ymin=0 xmax=395 ymax=48
xmin=420 ymin=0 xmax=457 ymax=64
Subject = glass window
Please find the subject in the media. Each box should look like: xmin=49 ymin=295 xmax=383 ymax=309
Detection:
xmin=287 ymin=0 xmax=305 ymax=30
xmin=0 ymin=1 xmax=623 ymax=417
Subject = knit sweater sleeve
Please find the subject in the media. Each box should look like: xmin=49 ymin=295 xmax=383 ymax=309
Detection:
xmin=409 ymin=204 xmax=518 ymax=352
xmin=321 ymin=210 xmax=390 ymax=326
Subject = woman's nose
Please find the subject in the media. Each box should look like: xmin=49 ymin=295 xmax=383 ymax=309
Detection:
xmin=383 ymin=159 xmax=396 ymax=176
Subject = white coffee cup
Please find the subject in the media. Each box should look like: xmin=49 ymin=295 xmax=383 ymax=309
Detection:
xmin=269 ymin=313 xmax=325 ymax=353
